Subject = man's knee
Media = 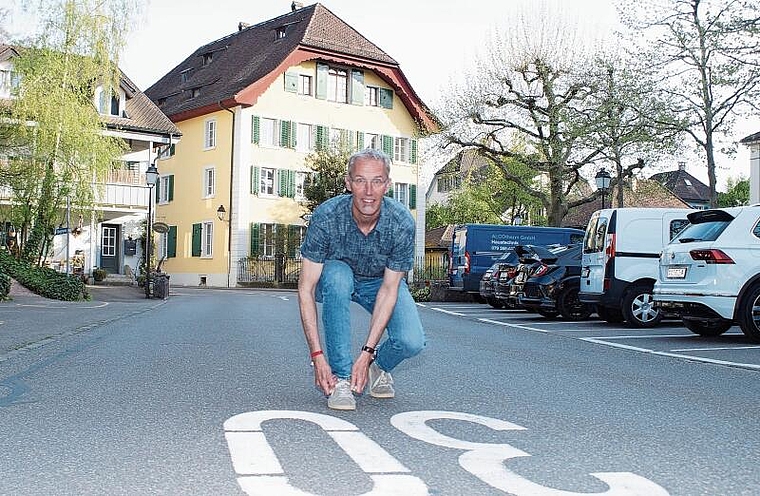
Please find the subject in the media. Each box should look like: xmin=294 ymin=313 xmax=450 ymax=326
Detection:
xmin=318 ymin=260 xmax=354 ymax=298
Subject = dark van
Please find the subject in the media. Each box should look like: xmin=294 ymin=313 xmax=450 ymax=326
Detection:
xmin=449 ymin=224 xmax=585 ymax=294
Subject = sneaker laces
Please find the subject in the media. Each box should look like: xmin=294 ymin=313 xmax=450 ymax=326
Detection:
xmin=333 ymin=379 xmax=353 ymax=398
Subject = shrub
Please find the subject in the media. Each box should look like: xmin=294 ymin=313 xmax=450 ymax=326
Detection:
xmin=0 ymin=271 xmax=10 ymax=300
xmin=410 ymin=285 xmax=431 ymax=302
xmin=0 ymin=250 xmax=89 ymax=301
xmin=92 ymin=268 xmax=107 ymax=282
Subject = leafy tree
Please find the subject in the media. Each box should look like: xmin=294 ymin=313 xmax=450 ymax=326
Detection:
xmin=439 ymin=1 xmax=667 ymax=226
xmin=4 ymin=0 xmax=138 ymax=263
xmin=620 ymin=0 xmax=760 ymax=207
xmin=301 ymin=145 xmax=351 ymax=212
xmin=426 ymin=158 xmax=544 ymax=229
xmin=590 ymin=61 xmax=685 ymax=207
xmin=717 ymin=176 xmax=749 ymax=207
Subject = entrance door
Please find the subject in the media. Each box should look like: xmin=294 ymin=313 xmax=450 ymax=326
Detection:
xmin=100 ymin=224 xmax=119 ymax=273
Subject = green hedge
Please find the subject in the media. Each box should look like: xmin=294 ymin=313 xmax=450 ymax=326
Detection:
xmin=0 ymin=271 xmax=10 ymax=300
xmin=0 ymin=250 xmax=89 ymax=301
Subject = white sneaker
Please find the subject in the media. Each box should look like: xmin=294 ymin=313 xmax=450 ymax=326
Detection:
xmin=368 ymin=362 xmax=395 ymax=398
xmin=327 ymin=379 xmax=356 ymax=410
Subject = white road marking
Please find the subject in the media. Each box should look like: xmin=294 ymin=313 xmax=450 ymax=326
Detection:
xmin=581 ymin=337 xmax=760 ymax=370
xmin=479 ymin=318 xmax=550 ymax=333
xmin=671 ymin=345 xmax=760 ymax=352
xmin=431 ymin=307 xmax=465 ymax=316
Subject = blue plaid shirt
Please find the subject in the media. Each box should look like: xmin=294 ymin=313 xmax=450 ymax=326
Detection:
xmin=300 ymin=194 xmax=415 ymax=278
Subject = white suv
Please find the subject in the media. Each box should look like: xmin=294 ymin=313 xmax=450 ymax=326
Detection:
xmin=653 ymin=205 xmax=760 ymax=340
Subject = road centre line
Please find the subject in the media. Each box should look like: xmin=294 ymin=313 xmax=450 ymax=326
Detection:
xmin=581 ymin=337 xmax=760 ymax=371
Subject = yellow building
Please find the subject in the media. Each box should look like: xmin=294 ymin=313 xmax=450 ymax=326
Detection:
xmin=145 ymin=3 xmax=437 ymax=287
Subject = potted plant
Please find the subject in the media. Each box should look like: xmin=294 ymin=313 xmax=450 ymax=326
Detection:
xmin=92 ymin=267 xmax=107 ymax=282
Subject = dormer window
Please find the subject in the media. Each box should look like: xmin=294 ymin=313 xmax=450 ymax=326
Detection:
xmin=191 ymin=88 xmax=200 ymax=98
xmin=202 ymin=53 xmax=213 ymax=66
xmin=684 ymin=179 xmax=692 ymax=186
xmin=276 ymin=27 xmax=287 ymax=39
xmin=180 ymin=69 xmax=192 ymax=83
xmin=94 ymin=84 xmax=122 ymax=116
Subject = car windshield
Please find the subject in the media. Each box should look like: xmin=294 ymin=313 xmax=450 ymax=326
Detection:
xmin=673 ymin=220 xmax=730 ymax=243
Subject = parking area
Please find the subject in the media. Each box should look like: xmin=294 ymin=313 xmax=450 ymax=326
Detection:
xmin=421 ymin=301 xmax=760 ymax=371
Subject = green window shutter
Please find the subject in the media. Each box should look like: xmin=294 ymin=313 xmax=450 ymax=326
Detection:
xmin=287 ymin=170 xmax=296 ymax=198
xmin=385 ymin=188 xmax=394 ymax=198
xmin=410 ymin=139 xmax=418 ymax=164
xmin=250 ymin=223 xmax=260 ymax=255
xmin=379 ymin=88 xmax=394 ymax=109
xmin=289 ymin=121 xmax=297 ymax=148
xmin=280 ymin=120 xmax=292 ymax=149
xmin=355 ymin=131 xmax=364 ymax=150
xmin=316 ymin=63 xmax=328 ymax=100
xmin=382 ymin=135 xmax=394 ymax=156
xmin=191 ymin=223 xmax=202 ymax=257
xmin=350 ymin=70 xmax=364 ymax=105
xmin=251 ymin=166 xmax=259 ymax=195
xmin=168 ymin=175 xmax=174 ymax=202
xmin=277 ymin=169 xmax=287 ymax=197
xmin=409 ymin=184 xmax=417 ymax=209
xmin=252 ymin=116 xmax=260 ymax=144
xmin=284 ymin=72 xmax=298 ymax=93
xmin=315 ymin=125 xmax=328 ymax=151
xmin=167 ymin=226 xmax=177 ymax=258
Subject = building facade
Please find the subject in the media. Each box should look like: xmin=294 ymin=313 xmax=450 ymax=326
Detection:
xmin=0 ymin=44 xmax=180 ymax=278
xmin=145 ymin=3 xmax=437 ymax=287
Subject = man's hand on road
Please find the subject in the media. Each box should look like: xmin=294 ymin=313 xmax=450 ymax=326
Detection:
xmin=313 ymin=356 xmax=336 ymax=395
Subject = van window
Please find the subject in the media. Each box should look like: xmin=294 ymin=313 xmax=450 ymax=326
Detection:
xmin=570 ymin=233 xmax=584 ymax=244
xmin=669 ymin=219 xmax=690 ymax=240
xmin=583 ymin=216 xmax=608 ymax=253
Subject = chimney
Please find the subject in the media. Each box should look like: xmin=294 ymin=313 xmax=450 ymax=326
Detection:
xmin=291 ymin=1 xmax=303 ymax=11
xmin=678 ymin=161 xmax=686 ymax=171
xmin=238 ymin=21 xmax=250 ymax=31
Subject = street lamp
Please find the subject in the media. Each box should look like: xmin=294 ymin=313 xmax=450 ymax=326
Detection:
xmin=595 ymin=168 xmax=611 ymax=210
xmin=145 ymin=161 xmax=159 ymax=298
xmin=216 ymin=204 xmax=226 ymax=222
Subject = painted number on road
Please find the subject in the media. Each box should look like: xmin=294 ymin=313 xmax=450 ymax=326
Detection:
xmin=224 ymin=410 xmax=669 ymax=495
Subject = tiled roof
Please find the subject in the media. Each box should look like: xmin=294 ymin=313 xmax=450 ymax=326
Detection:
xmin=649 ymin=168 xmax=710 ymax=203
xmin=425 ymin=224 xmax=454 ymax=249
xmin=741 ymin=131 xmax=760 ymax=144
xmin=0 ymin=44 xmax=179 ymax=138
xmin=144 ymin=3 xmax=435 ymax=132
xmin=561 ymin=179 xmax=690 ymax=228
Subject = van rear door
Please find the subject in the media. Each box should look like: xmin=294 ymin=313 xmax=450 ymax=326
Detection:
xmin=448 ymin=226 xmax=468 ymax=290
xmin=580 ymin=211 xmax=611 ymax=297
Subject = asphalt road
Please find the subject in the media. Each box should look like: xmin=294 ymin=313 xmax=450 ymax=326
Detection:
xmin=0 ymin=288 xmax=758 ymax=495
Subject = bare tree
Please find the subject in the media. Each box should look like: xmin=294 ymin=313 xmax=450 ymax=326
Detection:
xmin=620 ymin=0 xmax=760 ymax=207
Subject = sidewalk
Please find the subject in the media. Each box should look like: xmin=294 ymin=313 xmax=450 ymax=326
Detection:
xmin=7 ymin=278 xmax=148 ymax=303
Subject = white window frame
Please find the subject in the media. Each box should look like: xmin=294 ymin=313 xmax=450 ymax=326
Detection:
xmin=260 ymin=167 xmax=276 ymax=196
xmin=158 ymin=176 xmax=171 ymax=204
xmin=295 ymin=172 xmax=308 ymax=200
xmin=364 ymin=86 xmax=379 ymax=106
xmin=203 ymin=166 xmax=215 ymax=198
xmin=260 ymin=118 xmax=278 ymax=147
xmin=327 ymin=67 xmax=348 ymax=103
xmin=395 ymin=183 xmax=409 ymax=207
xmin=157 ymin=232 xmax=168 ymax=261
xmin=204 ymin=119 xmax=217 ymax=149
xmin=262 ymin=224 xmax=276 ymax=258
xmin=201 ymin=221 xmax=214 ymax=258
xmin=298 ymin=74 xmax=312 ymax=96
xmin=365 ymin=133 xmax=382 ymax=150
xmin=394 ymin=137 xmax=410 ymax=163
xmin=296 ymin=123 xmax=313 ymax=152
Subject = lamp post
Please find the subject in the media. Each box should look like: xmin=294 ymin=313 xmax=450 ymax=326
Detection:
xmin=595 ymin=168 xmax=611 ymax=210
xmin=145 ymin=161 xmax=159 ymax=298
xmin=216 ymin=204 xmax=226 ymax=222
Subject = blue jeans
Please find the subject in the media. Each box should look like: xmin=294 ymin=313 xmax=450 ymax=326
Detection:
xmin=315 ymin=260 xmax=425 ymax=379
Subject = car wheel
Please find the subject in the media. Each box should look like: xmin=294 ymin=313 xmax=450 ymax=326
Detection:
xmin=536 ymin=309 xmax=559 ymax=319
xmin=622 ymin=284 xmax=662 ymax=328
xmin=737 ymin=284 xmax=760 ymax=342
xmin=557 ymin=287 xmax=593 ymax=321
xmin=596 ymin=305 xmax=624 ymax=323
xmin=486 ymin=297 xmax=505 ymax=309
xmin=683 ymin=317 xmax=732 ymax=337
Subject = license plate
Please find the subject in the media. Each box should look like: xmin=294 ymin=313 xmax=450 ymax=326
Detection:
xmin=667 ymin=267 xmax=687 ymax=279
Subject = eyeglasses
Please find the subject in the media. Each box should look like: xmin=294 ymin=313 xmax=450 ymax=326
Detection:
xmin=350 ymin=177 xmax=388 ymax=188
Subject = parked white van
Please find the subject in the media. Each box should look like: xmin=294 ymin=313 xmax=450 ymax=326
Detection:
xmin=579 ymin=207 xmax=693 ymax=327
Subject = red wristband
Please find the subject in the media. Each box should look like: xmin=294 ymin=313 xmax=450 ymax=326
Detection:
xmin=310 ymin=350 xmax=324 ymax=359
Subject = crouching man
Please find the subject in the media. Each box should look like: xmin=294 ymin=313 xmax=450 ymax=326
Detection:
xmin=297 ymin=148 xmax=425 ymax=410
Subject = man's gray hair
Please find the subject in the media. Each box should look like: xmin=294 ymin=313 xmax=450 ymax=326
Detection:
xmin=347 ymin=148 xmax=392 ymax=177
